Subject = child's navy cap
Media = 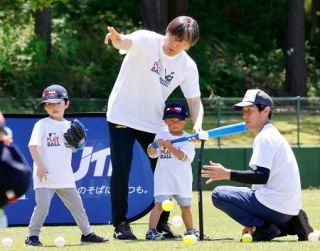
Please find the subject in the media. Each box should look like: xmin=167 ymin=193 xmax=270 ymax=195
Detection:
xmin=163 ymin=103 xmax=188 ymax=120
xmin=40 ymin=84 xmax=69 ymax=104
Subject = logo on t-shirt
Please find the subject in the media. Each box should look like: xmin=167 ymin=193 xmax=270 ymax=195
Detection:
xmin=151 ymin=59 xmax=175 ymax=87
xmin=159 ymin=148 xmax=172 ymax=159
xmin=151 ymin=59 xmax=161 ymax=74
xmin=47 ymin=132 xmax=60 ymax=147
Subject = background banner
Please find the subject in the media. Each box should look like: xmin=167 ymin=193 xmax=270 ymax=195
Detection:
xmin=4 ymin=114 xmax=154 ymax=225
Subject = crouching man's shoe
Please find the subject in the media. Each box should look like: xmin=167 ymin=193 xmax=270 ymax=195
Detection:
xmin=288 ymin=209 xmax=314 ymax=241
xmin=252 ymin=224 xmax=281 ymax=242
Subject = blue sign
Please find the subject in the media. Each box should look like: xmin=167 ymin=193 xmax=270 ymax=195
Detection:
xmin=4 ymin=114 xmax=154 ymax=225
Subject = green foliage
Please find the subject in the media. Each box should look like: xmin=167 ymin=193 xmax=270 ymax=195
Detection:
xmin=0 ymin=0 xmax=320 ymax=100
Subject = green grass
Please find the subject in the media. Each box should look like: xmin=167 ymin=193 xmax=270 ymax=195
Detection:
xmin=1 ymin=189 xmax=320 ymax=250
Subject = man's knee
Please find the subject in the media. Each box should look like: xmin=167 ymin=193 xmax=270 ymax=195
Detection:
xmin=211 ymin=186 xmax=223 ymax=208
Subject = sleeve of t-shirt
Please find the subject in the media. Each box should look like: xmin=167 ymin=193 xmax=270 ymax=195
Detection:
xmin=178 ymin=133 xmax=196 ymax=162
xmin=28 ymin=120 xmax=43 ymax=146
xmin=125 ymin=30 xmax=158 ymax=56
xmin=180 ymin=60 xmax=200 ymax=98
xmin=249 ymin=135 xmax=274 ymax=170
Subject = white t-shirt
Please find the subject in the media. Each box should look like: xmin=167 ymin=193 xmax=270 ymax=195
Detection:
xmin=107 ymin=30 xmax=200 ymax=133
xmin=28 ymin=117 xmax=76 ymax=189
xmin=251 ymin=123 xmax=301 ymax=215
xmin=150 ymin=131 xmax=195 ymax=198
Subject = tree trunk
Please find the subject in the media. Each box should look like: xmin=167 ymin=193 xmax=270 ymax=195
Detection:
xmin=310 ymin=0 xmax=320 ymax=42
xmin=140 ymin=0 xmax=188 ymax=33
xmin=140 ymin=0 xmax=168 ymax=33
xmin=168 ymin=0 xmax=189 ymax=21
xmin=286 ymin=0 xmax=307 ymax=96
xmin=34 ymin=8 xmax=51 ymax=55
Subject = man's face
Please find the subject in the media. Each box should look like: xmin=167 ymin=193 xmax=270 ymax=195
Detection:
xmin=242 ymin=105 xmax=270 ymax=133
xmin=163 ymin=33 xmax=190 ymax=56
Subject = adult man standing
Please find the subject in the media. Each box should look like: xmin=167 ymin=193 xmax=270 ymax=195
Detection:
xmin=202 ymin=89 xmax=313 ymax=241
xmin=104 ymin=16 xmax=204 ymax=240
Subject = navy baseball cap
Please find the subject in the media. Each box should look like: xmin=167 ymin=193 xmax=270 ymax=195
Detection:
xmin=163 ymin=103 xmax=188 ymax=120
xmin=233 ymin=89 xmax=273 ymax=110
xmin=40 ymin=84 xmax=69 ymax=104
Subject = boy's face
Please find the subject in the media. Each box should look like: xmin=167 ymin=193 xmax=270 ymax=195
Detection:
xmin=163 ymin=33 xmax=190 ymax=56
xmin=164 ymin=117 xmax=187 ymax=134
xmin=44 ymin=100 xmax=69 ymax=121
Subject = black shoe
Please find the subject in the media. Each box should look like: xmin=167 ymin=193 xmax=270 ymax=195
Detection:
xmin=252 ymin=224 xmax=281 ymax=242
xmin=113 ymin=223 xmax=137 ymax=240
xmin=25 ymin=236 xmax=43 ymax=247
xmin=80 ymin=232 xmax=109 ymax=244
xmin=289 ymin=209 xmax=314 ymax=241
xmin=157 ymin=223 xmax=181 ymax=239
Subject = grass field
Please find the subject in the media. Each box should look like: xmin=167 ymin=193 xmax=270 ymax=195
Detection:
xmin=1 ymin=189 xmax=320 ymax=250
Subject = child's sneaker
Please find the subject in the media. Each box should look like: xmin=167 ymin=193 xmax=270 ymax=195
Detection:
xmin=185 ymin=228 xmax=210 ymax=240
xmin=25 ymin=236 xmax=43 ymax=247
xmin=146 ymin=229 xmax=165 ymax=240
xmin=80 ymin=232 xmax=109 ymax=244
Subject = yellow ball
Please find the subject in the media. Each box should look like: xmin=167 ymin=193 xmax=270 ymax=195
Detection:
xmin=162 ymin=200 xmax=173 ymax=211
xmin=183 ymin=235 xmax=194 ymax=246
xmin=241 ymin=233 xmax=253 ymax=243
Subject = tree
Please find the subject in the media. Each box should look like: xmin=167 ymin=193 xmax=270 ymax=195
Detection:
xmin=310 ymin=0 xmax=320 ymax=43
xmin=286 ymin=0 xmax=307 ymax=96
xmin=140 ymin=0 xmax=188 ymax=33
xmin=34 ymin=8 xmax=51 ymax=55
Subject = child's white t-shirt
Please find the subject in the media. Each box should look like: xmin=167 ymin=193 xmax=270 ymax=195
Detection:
xmin=151 ymin=131 xmax=195 ymax=198
xmin=28 ymin=117 xmax=76 ymax=189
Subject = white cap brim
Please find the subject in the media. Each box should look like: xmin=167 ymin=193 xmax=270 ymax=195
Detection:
xmin=233 ymin=101 xmax=254 ymax=110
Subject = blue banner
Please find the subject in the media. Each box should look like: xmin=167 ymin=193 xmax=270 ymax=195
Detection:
xmin=4 ymin=114 xmax=154 ymax=225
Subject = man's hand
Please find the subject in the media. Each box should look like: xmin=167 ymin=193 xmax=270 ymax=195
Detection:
xmin=105 ymin=26 xmax=122 ymax=45
xmin=202 ymin=161 xmax=231 ymax=184
xmin=198 ymin=130 xmax=209 ymax=141
xmin=104 ymin=26 xmax=132 ymax=51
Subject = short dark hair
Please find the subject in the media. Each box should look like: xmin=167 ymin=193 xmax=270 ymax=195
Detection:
xmin=166 ymin=16 xmax=199 ymax=46
xmin=256 ymin=104 xmax=272 ymax=119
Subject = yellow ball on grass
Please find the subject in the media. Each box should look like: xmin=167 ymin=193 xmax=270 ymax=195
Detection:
xmin=241 ymin=233 xmax=253 ymax=243
xmin=183 ymin=235 xmax=194 ymax=246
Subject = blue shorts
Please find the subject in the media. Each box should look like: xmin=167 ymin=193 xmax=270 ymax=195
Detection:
xmin=155 ymin=195 xmax=191 ymax=207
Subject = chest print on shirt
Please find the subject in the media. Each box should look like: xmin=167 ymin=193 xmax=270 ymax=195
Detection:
xmin=150 ymin=59 xmax=175 ymax=87
xmin=47 ymin=132 xmax=60 ymax=147
xmin=159 ymin=148 xmax=172 ymax=159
